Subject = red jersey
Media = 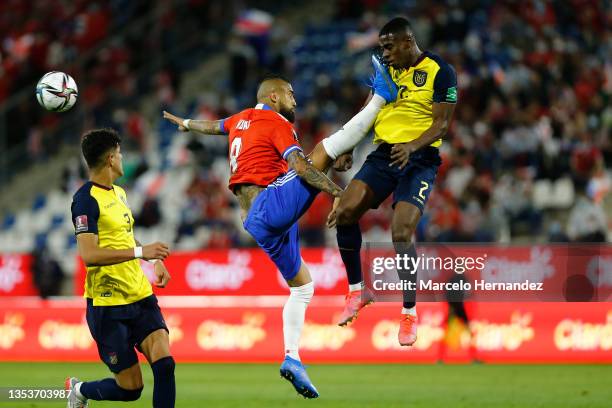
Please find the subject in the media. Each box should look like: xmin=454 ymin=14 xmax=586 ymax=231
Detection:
xmin=222 ymin=104 xmax=302 ymax=191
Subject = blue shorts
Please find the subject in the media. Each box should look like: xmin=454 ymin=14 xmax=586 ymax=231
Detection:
xmin=243 ymin=171 xmax=319 ymax=280
xmin=86 ymin=295 xmax=168 ymax=373
xmin=354 ymin=144 xmax=441 ymax=212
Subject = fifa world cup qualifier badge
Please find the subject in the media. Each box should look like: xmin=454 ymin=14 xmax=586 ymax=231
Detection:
xmin=75 ymin=215 xmax=88 ymax=232
xmin=413 ymin=70 xmax=427 ymax=87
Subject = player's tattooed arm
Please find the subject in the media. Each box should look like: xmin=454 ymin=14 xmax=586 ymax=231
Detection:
xmin=162 ymin=111 xmax=226 ymax=135
xmin=287 ymin=150 xmax=343 ymax=197
xmin=185 ymin=119 xmax=225 ymax=134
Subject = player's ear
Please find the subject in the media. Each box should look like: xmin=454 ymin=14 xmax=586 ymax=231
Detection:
xmin=107 ymin=150 xmax=115 ymax=168
xmin=269 ymin=91 xmax=278 ymax=104
xmin=405 ymin=33 xmax=415 ymax=47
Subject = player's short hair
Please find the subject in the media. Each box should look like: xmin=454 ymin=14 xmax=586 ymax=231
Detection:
xmin=258 ymin=73 xmax=290 ymax=85
xmin=257 ymin=74 xmax=291 ymax=101
xmin=379 ymin=17 xmax=413 ymax=37
xmin=81 ymin=128 xmax=122 ymax=169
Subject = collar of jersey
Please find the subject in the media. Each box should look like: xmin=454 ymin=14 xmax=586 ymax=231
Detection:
xmin=90 ymin=181 xmax=113 ymax=191
xmin=255 ymin=103 xmax=289 ymax=122
xmin=410 ymin=51 xmax=429 ymax=68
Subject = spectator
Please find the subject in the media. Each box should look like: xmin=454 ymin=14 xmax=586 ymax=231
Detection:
xmin=566 ymin=184 xmax=608 ymax=242
xmin=31 ymin=246 xmax=65 ymax=299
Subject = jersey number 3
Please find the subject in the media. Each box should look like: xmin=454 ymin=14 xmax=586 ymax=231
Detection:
xmin=123 ymin=213 xmax=132 ymax=233
xmin=230 ymin=137 xmax=242 ymax=173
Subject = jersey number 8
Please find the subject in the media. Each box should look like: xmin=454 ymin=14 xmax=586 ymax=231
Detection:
xmin=230 ymin=137 xmax=242 ymax=173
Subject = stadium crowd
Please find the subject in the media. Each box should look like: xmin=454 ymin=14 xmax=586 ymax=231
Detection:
xmin=0 ymin=0 xmax=239 ymax=163
xmin=153 ymin=0 xmax=611 ymax=247
xmin=1 ymin=0 xmax=610 ymax=263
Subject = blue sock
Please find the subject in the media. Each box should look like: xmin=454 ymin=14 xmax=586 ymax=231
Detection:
xmin=151 ymin=356 xmax=175 ymax=408
xmin=337 ymin=224 xmax=363 ymax=285
xmin=394 ymin=242 xmax=417 ymax=309
xmin=80 ymin=378 xmax=142 ymax=401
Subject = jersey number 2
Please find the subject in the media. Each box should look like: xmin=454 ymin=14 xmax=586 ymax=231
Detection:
xmin=418 ymin=181 xmax=429 ymax=200
xmin=230 ymin=137 xmax=242 ymax=173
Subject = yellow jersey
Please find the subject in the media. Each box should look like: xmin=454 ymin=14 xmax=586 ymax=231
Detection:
xmin=71 ymin=181 xmax=152 ymax=306
xmin=373 ymin=51 xmax=457 ymax=147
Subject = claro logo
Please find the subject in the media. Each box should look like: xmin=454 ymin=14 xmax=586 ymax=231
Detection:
xmin=277 ymin=249 xmax=345 ymax=289
xmin=186 ymin=250 xmax=253 ymax=290
xmin=586 ymin=256 xmax=612 ymax=288
xmin=197 ymin=313 xmax=266 ymax=350
xmin=470 ymin=312 xmax=534 ymax=351
xmin=554 ymin=311 xmax=612 ymax=351
xmin=482 ymin=247 xmax=555 ymax=284
xmin=0 ymin=313 xmax=25 ymax=348
xmin=307 ymin=250 xmax=346 ymax=289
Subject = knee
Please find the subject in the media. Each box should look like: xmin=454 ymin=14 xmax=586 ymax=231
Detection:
xmin=121 ymin=386 xmax=143 ymax=401
xmin=305 ymin=281 xmax=314 ymax=299
xmin=152 ymin=356 xmax=175 ymax=379
xmin=291 ymin=281 xmax=314 ymax=303
xmin=336 ymin=204 xmax=360 ymax=226
xmin=392 ymin=223 xmax=415 ymax=244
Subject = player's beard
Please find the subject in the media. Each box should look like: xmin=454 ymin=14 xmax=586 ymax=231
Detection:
xmin=279 ymin=106 xmax=295 ymax=123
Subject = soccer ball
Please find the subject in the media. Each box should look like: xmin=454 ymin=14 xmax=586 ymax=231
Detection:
xmin=35 ymin=71 xmax=78 ymax=112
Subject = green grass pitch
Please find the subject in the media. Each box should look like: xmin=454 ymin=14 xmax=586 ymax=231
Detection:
xmin=0 ymin=362 xmax=609 ymax=407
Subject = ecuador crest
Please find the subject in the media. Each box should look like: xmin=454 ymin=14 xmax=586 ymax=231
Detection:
xmin=413 ymin=70 xmax=427 ymax=87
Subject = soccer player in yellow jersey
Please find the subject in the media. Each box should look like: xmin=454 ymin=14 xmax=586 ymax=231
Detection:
xmin=65 ymin=128 xmax=175 ymax=408
xmin=329 ymin=17 xmax=458 ymax=346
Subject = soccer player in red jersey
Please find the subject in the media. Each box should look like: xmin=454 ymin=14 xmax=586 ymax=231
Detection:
xmin=164 ymin=77 xmax=344 ymax=399
xmin=164 ymin=64 xmax=398 ymax=397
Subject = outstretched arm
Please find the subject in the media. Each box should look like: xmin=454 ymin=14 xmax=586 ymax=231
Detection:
xmin=286 ymin=150 xmax=343 ymax=197
xmin=162 ymin=111 xmax=226 ymax=135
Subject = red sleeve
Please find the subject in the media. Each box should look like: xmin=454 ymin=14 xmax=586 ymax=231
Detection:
xmin=220 ymin=114 xmax=238 ymax=134
xmin=273 ymin=123 xmax=302 ymax=160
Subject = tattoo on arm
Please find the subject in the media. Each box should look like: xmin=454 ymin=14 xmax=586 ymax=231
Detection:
xmin=287 ymin=151 xmax=343 ymax=197
xmin=189 ymin=120 xmax=225 ymax=135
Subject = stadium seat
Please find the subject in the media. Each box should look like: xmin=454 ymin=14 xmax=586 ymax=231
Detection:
xmin=31 ymin=194 xmax=47 ymax=212
xmin=50 ymin=214 xmax=64 ymax=229
xmin=34 ymin=232 xmax=48 ymax=250
xmin=1 ymin=213 xmax=16 ymax=231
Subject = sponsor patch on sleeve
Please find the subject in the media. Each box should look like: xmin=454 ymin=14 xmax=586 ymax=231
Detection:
xmin=446 ymin=86 xmax=457 ymax=102
xmin=75 ymin=215 xmax=88 ymax=232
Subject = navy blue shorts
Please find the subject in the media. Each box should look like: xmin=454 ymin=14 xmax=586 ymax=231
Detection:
xmin=354 ymin=144 xmax=441 ymax=212
xmin=243 ymin=170 xmax=319 ymax=280
xmin=86 ymin=295 xmax=168 ymax=373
